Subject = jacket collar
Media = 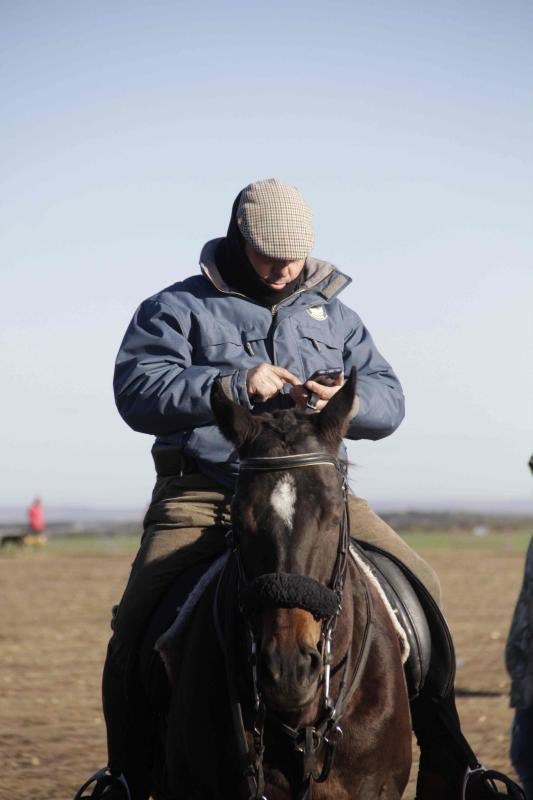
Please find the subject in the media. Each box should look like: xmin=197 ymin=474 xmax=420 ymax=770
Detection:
xmin=199 ymin=238 xmax=352 ymax=303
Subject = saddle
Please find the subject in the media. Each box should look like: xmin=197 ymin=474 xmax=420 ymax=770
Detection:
xmin=352 ymin=540 xmax=455 ymax=700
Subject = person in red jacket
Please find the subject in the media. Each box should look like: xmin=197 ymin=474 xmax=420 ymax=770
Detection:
xmin=27 ymin=498 xmax=47 ymax=542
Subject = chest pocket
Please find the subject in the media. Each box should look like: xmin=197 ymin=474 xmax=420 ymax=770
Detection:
xmin=295 ymin=322 xmax=344 ymax=376
xmin=194 ymin=321 xmax=246 ymax=369
xmin=193 ymin=319 xmax=271 ymax=369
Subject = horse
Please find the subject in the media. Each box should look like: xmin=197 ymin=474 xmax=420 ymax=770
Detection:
xmin=154 ymin=369 xmax=412 ymax=799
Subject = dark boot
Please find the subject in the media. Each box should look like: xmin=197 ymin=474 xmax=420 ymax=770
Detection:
xmin=412 ymin=688 xmax=466 ymax=799
xmin=73 ymin=642 xmax=153 ymax=800
xmin=101 ymin=640 xmax=135 ymax=775
xmin=510 ymin=708 xmax=533 ymax=800
xmin=412 ymin=689 xmax=525 ymax=800
xmin=101 ymin=641 xmax=154 ymax=800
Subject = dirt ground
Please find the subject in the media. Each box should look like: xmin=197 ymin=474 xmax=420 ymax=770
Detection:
xmin=0 ymin=538 xmax=527 ymax=799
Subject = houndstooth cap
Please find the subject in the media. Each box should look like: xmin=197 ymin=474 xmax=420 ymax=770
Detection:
xmin=237 ymin=178 xmax=314 ymax=260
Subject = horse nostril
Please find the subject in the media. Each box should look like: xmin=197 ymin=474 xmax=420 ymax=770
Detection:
xmin=308 ymin=648 xmax=322 ymax=680
xmin=259 ymin=642 xmax=322 ymax=695
xmin=260 ymin=650 xmax=280 ymax=687
xmin=298 ymin=645 xmax=322 ymax=684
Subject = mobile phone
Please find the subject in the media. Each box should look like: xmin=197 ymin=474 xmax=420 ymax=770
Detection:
xmin=307 ymin=369 xmax=343 ymax=387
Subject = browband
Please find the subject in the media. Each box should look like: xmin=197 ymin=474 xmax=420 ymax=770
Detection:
xmin=240 ymin=452 xmax=340 ymax=472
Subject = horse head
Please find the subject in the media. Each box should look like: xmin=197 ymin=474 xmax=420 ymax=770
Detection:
xmin=211 ymin=370 xmax=356 ymax=714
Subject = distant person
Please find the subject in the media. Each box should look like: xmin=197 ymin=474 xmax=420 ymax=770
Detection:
xmin=27 ymin=497 xmax=47 ymax=543
xmin=505 ymin=456 xmax=533 ymax=798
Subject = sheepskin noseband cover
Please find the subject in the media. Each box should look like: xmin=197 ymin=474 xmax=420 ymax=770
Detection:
xmin=242 ymin=573 xmax=338 ymax=620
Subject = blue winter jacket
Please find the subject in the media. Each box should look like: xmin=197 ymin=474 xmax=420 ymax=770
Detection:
xmin=114 ymin=239 xmax=405 ymax=487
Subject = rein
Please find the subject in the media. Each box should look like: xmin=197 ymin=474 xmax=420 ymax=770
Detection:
xmin=215 ymin=452 xmax=375 ymax=800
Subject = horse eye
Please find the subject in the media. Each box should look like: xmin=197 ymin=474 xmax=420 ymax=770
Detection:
xmin=242 ymin=519 xmax=259 ymax=536
xmin=233 ymin=506 xmax=258 ymax=535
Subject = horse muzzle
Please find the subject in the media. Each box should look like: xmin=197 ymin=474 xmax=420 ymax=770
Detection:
xmin=255 ymin=607 xmax=323 ymax=711
xmin=240 ymin=573 xmax=339 ymax=708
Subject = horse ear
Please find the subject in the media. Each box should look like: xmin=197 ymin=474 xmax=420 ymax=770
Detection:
xmin=210 ymin=380 xmax=262 ymax=451
xmin=316 ymin=368 xmax=357 ymax=447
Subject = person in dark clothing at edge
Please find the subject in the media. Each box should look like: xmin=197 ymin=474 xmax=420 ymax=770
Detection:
xmin=75 ymin=179 xmax=522 ymax=800
xmin=505 ymin=455 xmax=533 ymax=799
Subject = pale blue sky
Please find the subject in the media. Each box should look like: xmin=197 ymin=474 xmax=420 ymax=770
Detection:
xmin=1 ymin=1 xmax=532 ymax=511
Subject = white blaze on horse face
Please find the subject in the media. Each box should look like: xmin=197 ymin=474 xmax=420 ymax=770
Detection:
xmin=270 ymin=475 xmax=297 ymax=531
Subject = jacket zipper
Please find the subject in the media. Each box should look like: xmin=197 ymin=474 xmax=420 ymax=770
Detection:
xmin=268 ymin=286 xmax=311 ymax=363
xmin=201 ymin=265 xmax=335 ymax=362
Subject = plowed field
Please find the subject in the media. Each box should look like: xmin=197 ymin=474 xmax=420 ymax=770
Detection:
xmin=1 ymin=532 xmax=529 ymax=799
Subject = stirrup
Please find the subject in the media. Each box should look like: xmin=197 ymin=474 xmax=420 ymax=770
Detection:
xmin=73 ymin=767 xmax=132 ymax=800
xmin=463 ymin=765 xmax=526 ymax=799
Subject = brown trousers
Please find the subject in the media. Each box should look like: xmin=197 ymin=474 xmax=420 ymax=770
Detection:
xmin=110 ymin=473 xmax=441 ymax=668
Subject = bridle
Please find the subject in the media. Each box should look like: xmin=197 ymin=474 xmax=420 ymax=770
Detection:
xmin=214 ymin=451 xmax=375 ymax=800
xmin=238 ymin=452 xmax=350 ymax=625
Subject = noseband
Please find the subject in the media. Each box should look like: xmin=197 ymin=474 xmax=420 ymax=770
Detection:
xmin=218 ymin=452 xmax=374 ymax=800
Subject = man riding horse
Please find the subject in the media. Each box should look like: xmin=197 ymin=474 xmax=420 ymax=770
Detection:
xmin=77 ymin=178 xmax=522 ymax=799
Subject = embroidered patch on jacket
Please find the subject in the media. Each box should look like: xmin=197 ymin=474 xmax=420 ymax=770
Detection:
xmin=306 ymin=305 xmax=327 ymax=321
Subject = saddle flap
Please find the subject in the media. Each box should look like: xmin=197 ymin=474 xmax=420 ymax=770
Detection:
xmin=355 ymin=541 xmax=456 ymax=700
xmin=361 ymin=549 xmax=431 ymax=698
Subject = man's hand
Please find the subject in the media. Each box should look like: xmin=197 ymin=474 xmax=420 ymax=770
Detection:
xmin=289 ymin=371 xmax=344 ymax=412
xmin=247 ymin=364 xmax=301 ymax=403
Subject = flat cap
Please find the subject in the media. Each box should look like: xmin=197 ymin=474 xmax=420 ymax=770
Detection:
xmin=237 ymin=178 xmax=314 ymax=260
